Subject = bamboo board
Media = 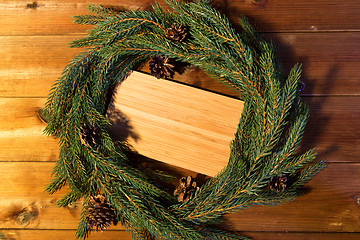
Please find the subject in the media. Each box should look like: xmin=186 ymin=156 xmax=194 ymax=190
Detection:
xmin=109 ymin=71 xmax=244 ymax=177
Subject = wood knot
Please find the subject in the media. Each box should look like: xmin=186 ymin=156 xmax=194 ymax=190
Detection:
xmin=0 ymin=232 xmax=8 ymax=240
xmin=249 ymin=0 xmax=267 ymax=5
xmin=15 ymin=205 xmax=39 ymax=226
xmin=0 ymin=231 xmax=16 ymax=240
xmin=67 ymin=201 xmax=78 ymax=210
xmin=36 ymin=108 xmax=48 ymax=124
xmin=26 ymin=2 xmax=38 ymax=9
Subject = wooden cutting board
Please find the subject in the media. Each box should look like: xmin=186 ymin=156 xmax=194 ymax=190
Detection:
xmin=108 ymin=71 xmax=244 ymax=177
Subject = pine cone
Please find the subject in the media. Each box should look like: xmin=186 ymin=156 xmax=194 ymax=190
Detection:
xmin=79 ymin=124 xmax=99 ymax=148
xmin=85 ymin=195 xmax=117 ymax=232
xmin=269 ymin=175 xmax=288 ymax=192
xmin=165 ymin=23 xmax=187 ymax=43
xmin=149 ymin=55 xmax=174 ymax=79
xmin=173 ymin=176 xmax=198 ymax=202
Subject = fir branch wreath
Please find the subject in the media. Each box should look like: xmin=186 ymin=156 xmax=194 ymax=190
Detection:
xmin=43 ymin=0 xmax=325 ymax=239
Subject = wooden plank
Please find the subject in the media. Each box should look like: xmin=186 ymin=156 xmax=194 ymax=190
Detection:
xmin=0 ymin=35 xmax=82 ymax=97
xmin=0 ymin=230 xmax=359 ymax=240
xmin=146 ymin=32 xmax=360 ymax=97
xmin=0 ymin=162 xmax=359 ymax=232
xmin=0 ymin=230 xmax=132 ymax=240
xmin=141 ymin=60 xmax=360 ymax=97
xmin=0 ymin=0 xmax=143 ymax=36
xmin=248 ymin=232 xmax=360 ymax=240
xmin=1 ymin=0 xmax=360 ymax=36
xmin=0 ymin=161 xmax=81 ymax=229
xmin=0 ymin=98 xmax=59 ymax=162
xmin=1 ymin=96 xmax=359 ymax=164
xmin=301 ymin=96 xmax=360 ymax=163
xmin=1 ymin=33 xmax=360 ymax=98
xmin=268 ymin=32 xmax=360 ymax=63
xmin=0 ymin=162 xmax=124 ymax=230
xmin=225 ymin=163 xmax=360 ymax=232
xmin=213 ymin=0 xmax=360 ymax=32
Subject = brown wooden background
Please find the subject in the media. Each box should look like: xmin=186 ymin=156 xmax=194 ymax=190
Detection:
xmin=1 ymin=0 xmax=360 ymax=239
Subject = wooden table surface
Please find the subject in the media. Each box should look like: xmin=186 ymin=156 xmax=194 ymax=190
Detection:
xmin=1 ymin=0 xmax=360 ymax=239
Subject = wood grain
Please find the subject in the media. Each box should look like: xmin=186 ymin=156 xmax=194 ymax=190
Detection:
xmin=248 ymin=232 xmax=360 ymax=240
xmin=0 ymin=230 xmax=131 ymax=240
xmin=110 ymin=72 xmax=243 ymax=176
xmin=0 ymin=162 xmax=124 ymax=230
xmin=211 ymin=0 xmax=360 ymax=32
xmin=225 ymin=163 xmax=360 ymax=232
xmin=0 ymin=0 xmax=143 ymax=36
xmin=1 ymin=0 xmax=360 ymax=36
xmin=1 ymin=33 xmax=359 ymax=98
xmin=0 ymin=162 xmax=359 ymax=232
xmin=142 ymin=32 xmax=360 ymax=96
xmin=1 ymin=0 xmax=359 ymax=239
xmin=301 ymin=96 xmax=360 ymax=163
xmin=0 ymin=70 xmax=244 ymax=176
xmin=2 ymin=95 xmax=359 ymax=163
xmin=0 ymin=98 xmax=59 ymax=162
xmin=0 ymin=35 xmax=82 ymax=97
xmin=1 ymin=230 xmax=360 ymax=240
